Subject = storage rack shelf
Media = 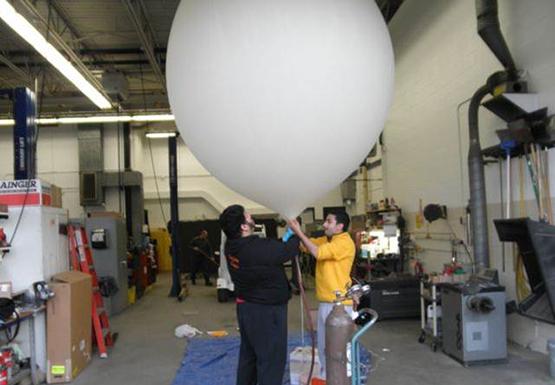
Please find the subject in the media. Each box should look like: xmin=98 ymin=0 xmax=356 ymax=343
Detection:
xmin=418 ymin=280 xmax=443 ymax=352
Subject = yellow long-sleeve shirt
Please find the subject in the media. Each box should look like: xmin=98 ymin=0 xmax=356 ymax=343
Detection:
xmin=309 ymin=232 xmax=355 ymax=303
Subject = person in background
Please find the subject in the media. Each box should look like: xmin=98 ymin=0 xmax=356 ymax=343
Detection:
xmin=220 ymin=204 xmax=300 ymax=385
xmin=189 ymin=228 xmax=214 ymax=286
xmin=287 ymin=210 xmax=355 ymax=379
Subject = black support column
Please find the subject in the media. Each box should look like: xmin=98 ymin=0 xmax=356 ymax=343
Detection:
xmin=169 ymin=134 xmax=181 ymax=297
xmin=123 ymin=122 xmax=134 ymax=240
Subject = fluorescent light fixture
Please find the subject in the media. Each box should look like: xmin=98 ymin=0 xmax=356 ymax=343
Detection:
xmin=56 ymin=116 xmax=125 ymax=124
xmin=35 ymin=118 xmax=58 ymax=125
xmin=145 ymin=132 xmax=177 ymax=139
xmin=0 ymin=0 xmax=112 ymax=109
xmin=0 ymin=114 xmax=175 ymax=126
xmin=133 ymin=114 xmax=175 ymax=122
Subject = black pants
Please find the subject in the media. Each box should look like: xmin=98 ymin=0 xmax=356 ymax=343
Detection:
xmin=236 ymin=302 xmax=288 ymax=385
xmin=191 ymin=254 xmax=210 ymax=284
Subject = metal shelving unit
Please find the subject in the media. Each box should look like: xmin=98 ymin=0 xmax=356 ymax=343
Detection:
xmin=0 ymin=302 xmax=44 ymax=385
xmin=418 ymin=280 xmax=442 ymax=352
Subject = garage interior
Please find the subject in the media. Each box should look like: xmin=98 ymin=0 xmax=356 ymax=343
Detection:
xmin=0 ymin=0 xmax=554 ymax=384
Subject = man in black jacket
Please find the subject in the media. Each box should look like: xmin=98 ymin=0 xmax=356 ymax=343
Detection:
xmin=188 ymin=229 xmax=213 ymax=286
xmin=219 ymin=204 xmax=300 ymax=385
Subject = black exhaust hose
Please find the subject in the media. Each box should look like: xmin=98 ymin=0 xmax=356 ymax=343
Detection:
xmin=468 ymin=84 xmax=491 ymax=271
xmin=476 ymin=0 xmax=516 ymax=74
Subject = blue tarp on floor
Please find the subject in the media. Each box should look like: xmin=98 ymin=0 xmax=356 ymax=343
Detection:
xmin=172 ymin=334 xmax=370 ymax=385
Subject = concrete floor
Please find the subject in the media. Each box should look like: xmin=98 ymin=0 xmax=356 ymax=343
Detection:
xmin=72 ymin=273 xmax=553 ymax=385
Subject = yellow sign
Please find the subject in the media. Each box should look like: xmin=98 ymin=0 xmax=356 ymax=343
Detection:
xmin=51 ymin=365 xmax=66 ymax=375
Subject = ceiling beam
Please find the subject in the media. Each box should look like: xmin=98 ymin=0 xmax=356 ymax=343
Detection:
xmin=48 ymin=0 xmax=104 ymax=65
xmin=48 ymin=0 xmax=84 ymax=46
xmin=15 ymin=0 xmax=113 ymax=106
xmin=121 ymin=0 xmax=166 ymax=90
xmin=0 ymin=93 xmax=169 ymax=111
xmin=0 ymin=52 xmax=32 ymax=87
xmin=3 ymin=47 xmax=167 ymax=56
xmin=0 ymin=58 xmax=166 ymax=68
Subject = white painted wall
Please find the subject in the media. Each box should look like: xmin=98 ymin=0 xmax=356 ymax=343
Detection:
xmin=141 ymin=133 xmax=343 ymax=227
xmin=353 ymin=145 xmax=386 ymax=214
xmin=144 ymin=197 xmax=221 ymax=226
xmin=0 ymin=124 xmax=82 ymax=218
xmin=384 ymin=0 xmax=555 ymax=352
xmin=0 ymin=122 xmax=135 ymax=218
xmin=0 ymin=120 xmax=343 ymax=226
xmin=141 ymin=133 xmax=268 ymax=216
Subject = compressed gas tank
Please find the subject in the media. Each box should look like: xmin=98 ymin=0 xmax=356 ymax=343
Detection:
xmin=325 ymin=303 xmax=355 ymax=385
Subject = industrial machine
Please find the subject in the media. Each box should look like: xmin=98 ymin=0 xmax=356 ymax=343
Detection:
xmin=359 ymin=275 xmax=420 ymax=320
xmin=441 ymin=270 xmax=507 ymax=366
xmin=0 ymin=86 xmax=67 ymax=376
xmin=0 ymin=195 xmax=68 ymax=374
xmin=85 ymin=216 xmax=129 ymax=316
xmin=458 ymin=0 xmax=555 ymax=364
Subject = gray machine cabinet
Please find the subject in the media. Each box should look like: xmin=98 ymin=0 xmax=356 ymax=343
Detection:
xmin=85 ymin=217 xmax=129 ymax=316
xmin=441 ymin=284 xmax=507 ymax=366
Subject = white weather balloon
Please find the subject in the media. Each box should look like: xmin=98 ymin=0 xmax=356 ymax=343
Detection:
xmin=167 ymin=0 xmax=394 ymax=218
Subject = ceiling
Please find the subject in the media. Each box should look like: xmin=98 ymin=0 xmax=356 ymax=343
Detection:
xmin=0 ymin=0 xmax=402 ymax=117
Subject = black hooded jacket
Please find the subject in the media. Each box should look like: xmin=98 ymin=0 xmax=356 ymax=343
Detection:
xmin=224 ymin=235 xmax=300 ymax=305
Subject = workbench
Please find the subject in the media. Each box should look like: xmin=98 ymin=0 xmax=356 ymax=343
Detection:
xmin=0 ymin=305 xmax=45 ymax=385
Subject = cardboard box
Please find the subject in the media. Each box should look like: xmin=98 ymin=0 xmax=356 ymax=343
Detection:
xmin=0 ymin=179 xmax=54 ymax=207
xmin=51 ymin=185 xmax=62 ymax=208
xmin=87 ymin=211 xmax=122 ymax=219
xmin=47 ymin=272 xmax=92 ymax=383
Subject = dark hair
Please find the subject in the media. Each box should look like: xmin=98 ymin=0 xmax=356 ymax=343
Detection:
xmin=329 ymin=210 xmax=350 ymax=231
xmin=198 ymin=228 xmax=208 ymax=236
xmin=219 ymin=205 xmax=245 ymax=239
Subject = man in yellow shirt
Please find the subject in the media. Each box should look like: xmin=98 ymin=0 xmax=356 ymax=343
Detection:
xmin=287 ymin=210 xmax=355 ymax=379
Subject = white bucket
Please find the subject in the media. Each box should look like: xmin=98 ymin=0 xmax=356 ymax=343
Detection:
xmin=289 ymin=346 xmax=321 ymax=385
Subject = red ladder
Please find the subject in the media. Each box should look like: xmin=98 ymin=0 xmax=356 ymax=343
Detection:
xmin=67 ymin=224 xmax=113 ymax=358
